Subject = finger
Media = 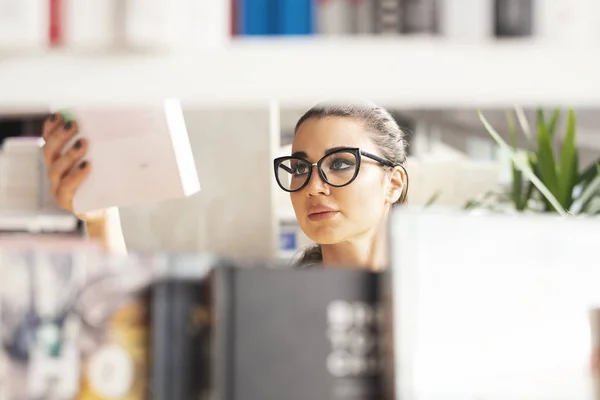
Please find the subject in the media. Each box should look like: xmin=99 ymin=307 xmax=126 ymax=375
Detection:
xmin=55 ymin=160 xmax=91 ymax=210
xmin=42 ymin=120 xmax=78 ymax=166
xmin=48 ymin=138 xmax=88 ymax=197
xmin=42 ymin=113 xmax=62 ymax=141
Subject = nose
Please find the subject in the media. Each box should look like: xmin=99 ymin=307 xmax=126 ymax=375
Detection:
xmin=305 ymin=164 xmax=329 ymax=196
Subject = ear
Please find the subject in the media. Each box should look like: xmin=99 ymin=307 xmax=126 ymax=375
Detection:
xmin=385 ymin=165 xmax=407 ymax=204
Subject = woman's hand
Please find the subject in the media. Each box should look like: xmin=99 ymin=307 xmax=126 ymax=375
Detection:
xmin=42 ymin=113 xmax=94 ymax=219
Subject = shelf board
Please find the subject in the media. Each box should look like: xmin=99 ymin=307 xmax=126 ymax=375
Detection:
xmin=1 ymin=38 xmax=599 ymax=108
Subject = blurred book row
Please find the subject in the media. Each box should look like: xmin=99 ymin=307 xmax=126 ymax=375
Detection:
xmin=2 ymin=0 xmax=600 ymax=50
xmin=1 ymin=209 xmax=600 ymax=399
xmin=0 ymin=237 xmax=385 ymax=400
xmin=233 ymin=0 xmax=600 ymax=40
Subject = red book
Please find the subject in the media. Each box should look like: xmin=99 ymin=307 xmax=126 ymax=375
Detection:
xmin=49 ymin=0 xmax=63 ymax=46
xmin=230 ymin=0 xmax=237 ymax=36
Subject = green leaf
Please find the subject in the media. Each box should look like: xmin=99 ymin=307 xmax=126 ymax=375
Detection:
xmin=425 ymin=191 xmax=441 ymax=207
xmin=514 ymin=105 xmax=534 ymax=146
xmin=478 ymin=110 xmax=567 ymax=216
xmin=558 ymin=110 xmax=578 ymax=208
xmin=547 ymin=108 xmax=561 ymax=138
xmin=512 ymin=165 xmax=524 ymax=210
xmin=523 ymin=181 xmax=535 ymax=209
xmin=536 ymin=108 xmax=560 ymax=200
xmin=506 ymin=110 xmax=517 ymax=148
xmin=506 ymin=110 xmax=524 ymax=209
xmin=578 ymin=159 xmax=600 ymax=185
xmin=570 ymin=175 xmax=600 ymax=214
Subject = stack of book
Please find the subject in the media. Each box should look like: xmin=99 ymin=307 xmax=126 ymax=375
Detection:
xmin=233 ymin=0 xmax=600 ymax=41
xmin=0 ymin=242 xmax=388 ymax=400
xmin=0 ymin=138 xmax=46 ymax=213
xmin=1 ymin=0 xmax=600 ymax=51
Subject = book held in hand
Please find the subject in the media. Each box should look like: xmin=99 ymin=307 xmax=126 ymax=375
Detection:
xmin=56 ymin=98 xmax=200 ymax=214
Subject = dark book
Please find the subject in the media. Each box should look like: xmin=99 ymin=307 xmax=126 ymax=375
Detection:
xmin=150 ymin=279 xmax=210 ymax=400
xmin=402 ymin=0 xmax=439 ymax=34
xmin=212 ymin=265 xmax=384 ymax=400
xmin=374 ymin=0 xmax=403 ymax=34
xmin=495 ymin=0 xmax=533 ymax=37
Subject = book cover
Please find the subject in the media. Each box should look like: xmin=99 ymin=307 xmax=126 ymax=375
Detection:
xmin=494 ymin=0 xmax=532 ymax=37
xmin=374 ymin=0 xmax=402 ymax=34
xmin=317 ymin=0 xmax=353 ymax=35
xmin=439 ymin=0 xmax=493 ymax=39
xmin=238 ymin=0 xmax=273 ymax=35
xmin=0 ymin=242 xmax=156 ymax=400
xmin=354 ymin=0 xmax=375 ymax=34
xmin=402 ymin=0 xmax=439 ymax=35
xmin=387 ymin=208 xmax=600 ymax=398
xmin=55 ymin=99 xmax=200 ymax=214
xmin=533 ymin=0 xmax=600 ymax=45
xmin=213 ymin=266 xmax=384 ymax=400
xmin=150 ymin=254 xmax=214 ymax=400
xmin=274 ymin=0 xmax=315 ymax=35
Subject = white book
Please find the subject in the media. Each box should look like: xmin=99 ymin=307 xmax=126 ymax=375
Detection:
xmin=125 ymin=0 xmax=189 ymax=49
xmin=64 ymin=0 xmax=126 ymax=49
xmin=389 ymin=209 xmax=600 ymax=399
xmin=439 ymin=0 xmax=493 ymax=40
xmin=55 ymin=98 xmax=200 ymax=214
xmin=317 ymin=0 xmax=353 ymax=35
xmin=0 ymin=0 xmax=47 ymax=50
xmin=354 ymin=0 xmax=375 ymax=34
xmin=187 ymin=0 xmax=230 ymax=48
xmin=534 ymin=0 xmax=600 ymax=45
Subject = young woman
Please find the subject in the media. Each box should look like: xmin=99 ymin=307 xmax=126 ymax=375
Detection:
xmin=41 ymin=101 xmax=409 ymax=270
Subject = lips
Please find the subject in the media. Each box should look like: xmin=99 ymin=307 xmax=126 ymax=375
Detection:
xmin=307 ymin=205 xmax=339 ymax=221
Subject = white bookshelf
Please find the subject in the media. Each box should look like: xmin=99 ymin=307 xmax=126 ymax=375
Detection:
xmin=1 ymin=38 xmax=600 ymax=108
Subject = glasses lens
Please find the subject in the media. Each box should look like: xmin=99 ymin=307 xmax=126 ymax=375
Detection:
xmin=320 ymin=150 xmax=358 ymax=187
xmin=276 ymin=158 xmax=311 ymax=191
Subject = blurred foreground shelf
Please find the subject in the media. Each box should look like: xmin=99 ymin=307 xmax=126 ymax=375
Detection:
xmin=1 ymin=38 xmax=599 ymax=109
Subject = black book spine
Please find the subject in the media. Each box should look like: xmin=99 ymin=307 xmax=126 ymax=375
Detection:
xmin=215 ymin=267 xmax=383 ymax=400
xmin=495 ymin=0 xmax=533 ymax=37
xmin=402 ymin=0 xmax=439 ymax=34
xmin=374 ymin=0 xmax=403 ymax=34
xmin=212 ymin=267 xmax=236 ymax=400
xmin=151 ymin=280 xmax=206 ymax=400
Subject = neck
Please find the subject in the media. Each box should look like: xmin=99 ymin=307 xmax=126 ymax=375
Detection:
xmin=320 ymin=221 xmax=388 ymax=272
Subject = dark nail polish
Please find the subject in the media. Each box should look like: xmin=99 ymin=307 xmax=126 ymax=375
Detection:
xmin=79 ymin=161 xmax=88 ymax=169
xmin=49 ymin=113 xmax=57 ymax=122
xmin=73 ymin=139 xmax=82 ymax=150
xmin=64 ymin=121 xmax=72 ymax=131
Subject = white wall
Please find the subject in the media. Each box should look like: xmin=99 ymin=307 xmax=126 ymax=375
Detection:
xmin=118 ymin=107 xmax=278 ymax=259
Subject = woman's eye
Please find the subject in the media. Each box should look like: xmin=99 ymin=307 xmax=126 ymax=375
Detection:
xmin=330 ymin=159 xmax=354 ymax=170
xmin=292 ymin=165 xmax=309 ymax=175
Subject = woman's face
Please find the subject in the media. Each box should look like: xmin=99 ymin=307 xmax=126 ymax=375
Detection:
xmin=290 ymin=116 xmax=396 ymax=245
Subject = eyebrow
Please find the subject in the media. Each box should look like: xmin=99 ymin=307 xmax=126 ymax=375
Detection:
xmin=291 ymin=146 xmax=350 ymax=159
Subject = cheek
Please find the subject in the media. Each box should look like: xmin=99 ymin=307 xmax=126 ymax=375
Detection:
xmin=290 ymin=192 xmax=303 ymax=214
xmin=340 ymin=168 xmax=387 ymax=212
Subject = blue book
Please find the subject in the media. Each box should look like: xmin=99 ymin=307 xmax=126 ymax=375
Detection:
xmin=238 ymin=0 xmax=272 ymax=36
xmin=274 ymin=0 xmax=315 ymax=35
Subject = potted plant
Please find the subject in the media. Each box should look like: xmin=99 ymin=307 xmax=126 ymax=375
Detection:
xmin=470 ymin=107 xmax=600 ymax=216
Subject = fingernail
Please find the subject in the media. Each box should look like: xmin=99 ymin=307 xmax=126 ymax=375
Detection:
xmin=49 ymin=113 xmax=57 ymax=122
xmin=64 ymin=121 xmax=72 ymax=131
xmin=79 ymin=161 xmax=88 ymax=169
xmin=73 ymin=139 xmax=82 ymax=150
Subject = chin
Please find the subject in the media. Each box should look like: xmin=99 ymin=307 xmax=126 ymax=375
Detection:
xmin=302 ymin=224 xmax=346 ymax=245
